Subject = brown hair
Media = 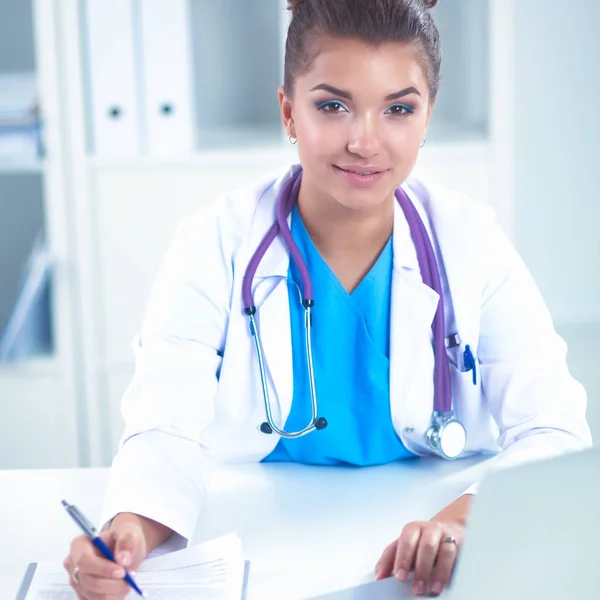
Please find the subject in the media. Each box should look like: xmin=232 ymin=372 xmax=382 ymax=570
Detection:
xmin=284 ymin=0 xmax=442 ymax=102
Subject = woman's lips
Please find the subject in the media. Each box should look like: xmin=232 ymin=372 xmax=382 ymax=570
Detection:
xmin=334 ymin=165 xmax=388 ymax=187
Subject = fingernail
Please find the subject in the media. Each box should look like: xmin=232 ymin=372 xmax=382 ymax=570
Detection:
xmin=112 ymin=568 xmax=125 ymax=578
xmin=395 ymin=568 xmax=408 ymax=581
xmin=117 ymin=551 xmax=131 ymax=566
xmin=412 ymin=580 xmax=426 ymax=595
xmin=431 ymin=581 xmax=443 ymax=595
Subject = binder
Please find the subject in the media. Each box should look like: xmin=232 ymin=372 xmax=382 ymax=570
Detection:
xmin=139 ymin=0 xmax=195 ymax=156
xmin=84 ymin=0 xmax=141 ymax=156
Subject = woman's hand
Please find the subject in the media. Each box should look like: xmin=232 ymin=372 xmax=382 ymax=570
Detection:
xmin=374 ymin=494 xmax=474 ymax=597
xmin=63 ymin=516 xmax=148 ymax=600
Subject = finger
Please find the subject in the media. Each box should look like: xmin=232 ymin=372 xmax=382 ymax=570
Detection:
xmin=66 ymin=532 xmax=129 ymax=598
xmin=62 ymin=555 xmax=72 ymax=575
xmin=113 ymin=529 xmax=139 ymax=568
xmin=65 ymin=564 xmax=87 ymax=600
xmin=374 ymin=541 xmax=397 ymax=580
xmin=63 ymin=555 xmax=85 ymax=599
xmin=69 ymin=534 xmax=95 ymax=563
xmin=412 ymin=523 xmax=443 ymax=596
xmin=78 ymin=551 xmax=127 ymax=579
xmin=393 ymin=522 xmax=423 ymax=582
xmin=430 ymin=538 xmax=459 ymax=596
xmin=77 ymin=571 xmax=131 ymax=599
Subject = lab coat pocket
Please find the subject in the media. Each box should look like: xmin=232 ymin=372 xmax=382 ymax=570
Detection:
xmin=446 ymin=345 xmax=480 ymax=419
xmin=446 ymin=344 xmax=495 ymax=452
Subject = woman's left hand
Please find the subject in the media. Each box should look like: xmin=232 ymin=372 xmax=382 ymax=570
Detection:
xmin=374 ymin=494 xmax=474 ymax=597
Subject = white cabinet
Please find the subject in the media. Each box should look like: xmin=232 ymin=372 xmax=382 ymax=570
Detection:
xmin=3 ymin=0 xmax=515 ymax=467
xmin=0 ymin=0 xmax=80 ymax=468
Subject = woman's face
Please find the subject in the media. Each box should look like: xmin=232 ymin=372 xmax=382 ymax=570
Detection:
xmin=279 ymin=36 xmax=434 ymax=212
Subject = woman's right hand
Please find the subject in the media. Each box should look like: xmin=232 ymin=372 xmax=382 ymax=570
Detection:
xmin=63 ymin=518 xmax=148 ymax=600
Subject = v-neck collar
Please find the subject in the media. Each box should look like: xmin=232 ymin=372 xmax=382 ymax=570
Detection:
xmin=290 ymin=206 xmax=393 ymax=299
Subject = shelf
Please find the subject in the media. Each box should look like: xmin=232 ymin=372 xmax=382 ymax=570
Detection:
xmin=0 ymin=355 xmax=60 ymax=377
xmin=87 ymin=142 xmax=299 ymax=170
xmin=196 ymin=124 xmax=284 ymax=152
xmin=0 ymin=157 xmax=45 ymax=174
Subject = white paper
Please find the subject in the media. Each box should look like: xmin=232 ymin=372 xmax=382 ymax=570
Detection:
xmin=24 ymin=533 xmax=246 ymax=600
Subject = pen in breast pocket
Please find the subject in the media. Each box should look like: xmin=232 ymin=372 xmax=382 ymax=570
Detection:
xmin=61 ymin=499 xmax=147 ymax=598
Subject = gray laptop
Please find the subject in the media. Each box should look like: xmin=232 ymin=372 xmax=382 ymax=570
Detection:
xmin=310 ymin=444 xmax=600 ymax=599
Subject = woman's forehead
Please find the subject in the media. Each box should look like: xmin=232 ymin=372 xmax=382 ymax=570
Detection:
xmin=296 ymin=36 xmax=428 ymax=97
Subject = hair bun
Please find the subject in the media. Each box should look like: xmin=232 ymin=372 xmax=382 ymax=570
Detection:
xmin=287 ymin=0 xmax=305 ymax=15
xmin=423 ymin=0 xmax=439 ymax=8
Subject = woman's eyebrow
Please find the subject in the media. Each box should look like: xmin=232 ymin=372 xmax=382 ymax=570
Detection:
xmin=309 ymin=83 xmax=421 ymax=101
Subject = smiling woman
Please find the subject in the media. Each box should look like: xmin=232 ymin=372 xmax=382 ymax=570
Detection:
xmin=279 ymin=0 xmax=441 ymax=291
xmin=65 ymin=2 xmax=592 ymax=600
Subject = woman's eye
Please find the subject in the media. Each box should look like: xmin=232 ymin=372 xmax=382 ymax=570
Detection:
xmin=316 ymin=101 xmax=347 ymax=114
xmin=386 ymin=104 xmax=414 ymax=116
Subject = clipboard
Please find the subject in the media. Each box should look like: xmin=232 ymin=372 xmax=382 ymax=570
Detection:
xmin=15 ymin=560 xmax=251 ymax=599
xmin=15 ymin=563 xmax=36 ymax=600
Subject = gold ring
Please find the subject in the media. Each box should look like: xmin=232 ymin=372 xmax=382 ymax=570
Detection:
xmin=72 ymin=566 xmax=81 ymax=585
xmin=441 ymin=535 xmax=458 ymax=547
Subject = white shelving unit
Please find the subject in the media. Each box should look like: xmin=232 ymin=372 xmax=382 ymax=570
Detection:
xmin=0 ymin=0 xmax=81 ymax=469
xmin=1 ymin=0 xmax=516 ymax=468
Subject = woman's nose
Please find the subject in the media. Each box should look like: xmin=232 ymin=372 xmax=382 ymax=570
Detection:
xmin=346 ymin=114 xmax=381 ymax=157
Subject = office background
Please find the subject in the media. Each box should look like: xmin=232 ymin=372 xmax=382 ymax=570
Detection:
xmin=0 ymin=0 xmax=598 ymax=470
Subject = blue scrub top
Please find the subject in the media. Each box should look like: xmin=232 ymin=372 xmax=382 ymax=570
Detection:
xmin=263 ymin=206 xmax=415 ymax=466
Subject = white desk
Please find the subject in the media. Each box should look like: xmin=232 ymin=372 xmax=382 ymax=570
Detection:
xmin=0 ymin=455 xmax=494 ymax=599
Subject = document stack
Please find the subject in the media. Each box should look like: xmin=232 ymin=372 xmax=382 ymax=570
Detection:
xmin=0 ymin=72 xmax=42 ymax=162
xmin=18 ymin=532 xmax=250 ymax=599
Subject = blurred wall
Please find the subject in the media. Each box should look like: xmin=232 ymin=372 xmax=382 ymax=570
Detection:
xmin=514 ymin=0 xmax=600 ymax=325
xmin=513 ymin=0 xmax=600 ymax=439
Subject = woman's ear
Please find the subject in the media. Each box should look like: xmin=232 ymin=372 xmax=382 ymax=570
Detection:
xmin=278 ymin=85 xmax=295 ymax=137
xmin=425 ymin=99 xmax=436 ymax=132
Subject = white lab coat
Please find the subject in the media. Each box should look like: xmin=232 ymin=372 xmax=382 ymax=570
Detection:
xmin=101 ymin=164 xmax=592 ymax=548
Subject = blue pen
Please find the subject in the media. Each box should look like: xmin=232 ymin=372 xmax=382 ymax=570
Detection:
xmin=61 ymin=499 xmax=146 ymax=598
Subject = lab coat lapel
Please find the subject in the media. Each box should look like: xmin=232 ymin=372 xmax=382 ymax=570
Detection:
xmin=389 ymin=194 xmax=440 ymax=435
xmin=408 ymin=177 xmax=480 ymax=346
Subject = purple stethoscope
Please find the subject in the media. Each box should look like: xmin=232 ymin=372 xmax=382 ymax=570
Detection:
xmin=241 ymin=169 xmax=468 ymax=460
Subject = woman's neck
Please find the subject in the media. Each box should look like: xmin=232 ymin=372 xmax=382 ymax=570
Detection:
xmin=296 ymin=178 xmax=394 ymax=258
xmin=295 ymin=177 xmax=395 ymax=292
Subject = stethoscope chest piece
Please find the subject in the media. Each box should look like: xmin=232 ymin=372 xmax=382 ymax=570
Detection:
xmin=426 ymin=412 xmax=467 ymax=460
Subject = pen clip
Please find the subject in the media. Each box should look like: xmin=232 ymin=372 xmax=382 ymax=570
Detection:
xmin=463 ymin=344 xmax=477 ymax=386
